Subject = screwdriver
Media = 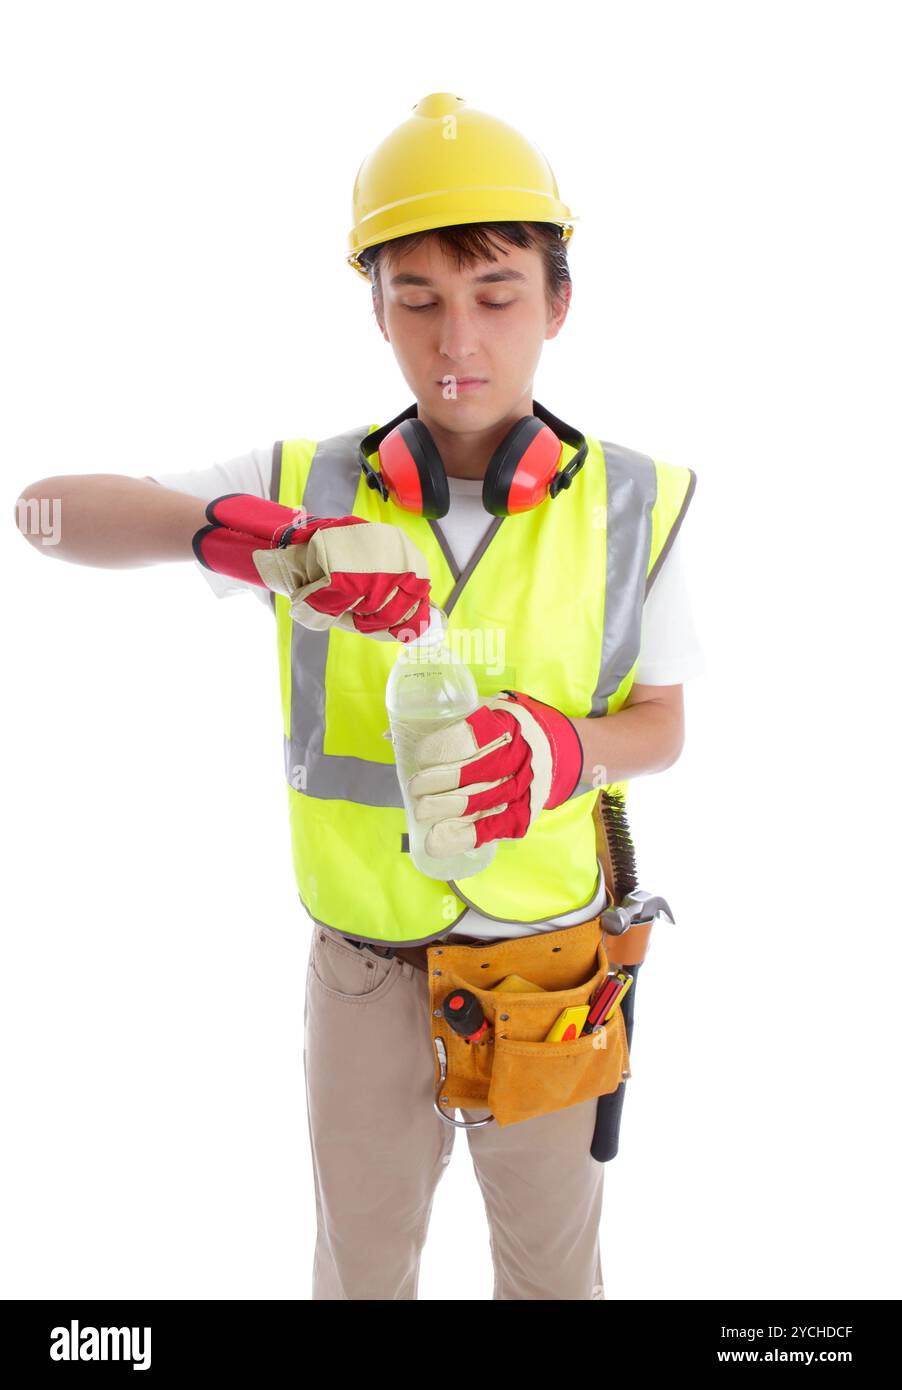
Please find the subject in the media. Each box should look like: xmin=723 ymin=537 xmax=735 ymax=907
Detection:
xmin=442 ymin=989 xmax=492 ymax=1045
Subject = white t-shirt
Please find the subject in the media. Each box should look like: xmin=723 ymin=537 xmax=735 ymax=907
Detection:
xmin=149 ymin=444 xmax=705 ymax=941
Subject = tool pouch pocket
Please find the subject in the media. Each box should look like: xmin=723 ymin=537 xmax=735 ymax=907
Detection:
xmin=427 ymin=915 xmax=630 ymax=1127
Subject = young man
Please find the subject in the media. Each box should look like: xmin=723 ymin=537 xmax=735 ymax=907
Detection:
xmin=15 ymin=94 xmax=703 ymax=1300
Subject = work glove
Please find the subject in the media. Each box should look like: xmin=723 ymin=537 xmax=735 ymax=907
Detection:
xmin=405 ymin=690 xmax=585 ymax=857
xmin=193 ymin=493 xmax=432 ymax=642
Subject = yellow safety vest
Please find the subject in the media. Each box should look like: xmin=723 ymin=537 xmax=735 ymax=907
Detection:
xmin=268 ymin=417 xmax=696 ymax=946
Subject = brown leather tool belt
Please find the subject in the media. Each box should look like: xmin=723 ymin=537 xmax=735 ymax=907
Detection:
xmin=342 ymin=934 xmax=489 ymax=974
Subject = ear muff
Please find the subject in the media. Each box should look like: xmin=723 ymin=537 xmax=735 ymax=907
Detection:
xmin=359 ymin=399 xmax=587 ymax=519
xmin=378 ymin=418 xmax=451 ymax=519
xmin=482 ymin=416 xmax=564 ymax=517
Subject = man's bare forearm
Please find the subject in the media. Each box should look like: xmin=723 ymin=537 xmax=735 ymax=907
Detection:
xmin=572 ymin=700 xmax=684 ymax=787
xmin=13 ymin=475 xmax=208 ymax=568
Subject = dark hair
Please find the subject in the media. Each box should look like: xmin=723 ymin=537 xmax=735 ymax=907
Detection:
xmin=360 ymin=221 xmax=571 ymax=320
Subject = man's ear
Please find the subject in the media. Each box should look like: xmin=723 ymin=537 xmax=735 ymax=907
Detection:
xmin=545 ymin=281 xmax=571 ymax=341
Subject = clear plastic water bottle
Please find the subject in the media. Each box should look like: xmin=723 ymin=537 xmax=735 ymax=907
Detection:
xmin=385 ymin=605 xmax=497 ymax=881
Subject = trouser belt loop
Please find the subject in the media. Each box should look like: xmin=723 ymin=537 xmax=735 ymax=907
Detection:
xmin=350 ymin=939 xmax=397 ymax=961
xmin=393 ymin=945 xmax=430 ymax=973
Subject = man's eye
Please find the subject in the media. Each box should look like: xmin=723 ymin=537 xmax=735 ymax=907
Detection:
xmin=400 ymin=300 xmax=514 ymax=312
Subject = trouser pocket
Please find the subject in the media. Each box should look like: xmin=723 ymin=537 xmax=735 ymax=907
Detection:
xmin=309 ymin=928 xmax=400 ymax=1003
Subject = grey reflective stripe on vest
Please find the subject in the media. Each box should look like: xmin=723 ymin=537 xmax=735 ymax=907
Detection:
xmin=588 ymin=442 xmax=658 ymax=718
xmin=283 ymin=426 xmax=405 ymax=806
xmin=282 ymin=428 xmax=662 ymax=802
xmin=270 ymin=439 xmax=283 ymax=504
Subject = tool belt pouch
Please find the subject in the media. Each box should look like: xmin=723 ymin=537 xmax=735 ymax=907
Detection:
xmin=427 ymin=915 xmax=631 ymax=1127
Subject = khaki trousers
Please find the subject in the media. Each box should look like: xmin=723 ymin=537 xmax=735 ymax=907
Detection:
xmin=303 ymin=924 xmax=608 ymax=1300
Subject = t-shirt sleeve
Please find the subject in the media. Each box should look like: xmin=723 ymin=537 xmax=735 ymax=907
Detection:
xmin=146 ymin=447 xmax=274 ymax=607
xmin=634 ymin=527 xmax=706 ymax=685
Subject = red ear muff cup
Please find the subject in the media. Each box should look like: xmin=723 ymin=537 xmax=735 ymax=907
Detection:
xmin=483 ymin=418 xmax=563 ymax=516
xmin=379 ymin=419 xmax=450 ymax=519
xmin=507 ymin=423 xmax=564 ymax=514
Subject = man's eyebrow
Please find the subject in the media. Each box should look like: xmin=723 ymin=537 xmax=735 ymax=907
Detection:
xmin=388 ymin=269 xmax=529 ymax=288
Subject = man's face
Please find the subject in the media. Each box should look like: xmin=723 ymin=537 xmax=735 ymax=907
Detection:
xmin=374 ymin=234 xmax=570 ymax=426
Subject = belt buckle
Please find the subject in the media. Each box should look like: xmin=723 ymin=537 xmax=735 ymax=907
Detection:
xmin=365 ymin=942 xmax=397 ymax=961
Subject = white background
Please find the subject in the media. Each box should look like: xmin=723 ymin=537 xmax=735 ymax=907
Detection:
xmin=2 ymin=0 xmax=900 ymax=1300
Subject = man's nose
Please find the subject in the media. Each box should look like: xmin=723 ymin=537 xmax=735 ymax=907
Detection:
xmin=437 ymin=306 xmax=480 ymax=362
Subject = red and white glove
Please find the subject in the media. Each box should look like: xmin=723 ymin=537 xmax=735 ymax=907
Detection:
xmin=405 ymin=690 xmax=584 ymax=857
xmin=193 ymin=494 xmax=432 ymax=642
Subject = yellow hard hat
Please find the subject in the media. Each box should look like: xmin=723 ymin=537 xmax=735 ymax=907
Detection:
xmin=347 ymin=92 xmax=577 ymax=279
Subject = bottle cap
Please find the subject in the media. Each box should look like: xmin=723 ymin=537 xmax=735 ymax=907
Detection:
xmin=409 ymin=604 xmax=448 ymax=646
xmin=399 ymin=604 xmax=449 ymax=660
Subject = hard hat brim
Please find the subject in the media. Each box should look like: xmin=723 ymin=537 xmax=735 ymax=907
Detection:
xmin=348 ymin=207 xmax=576 ymax=279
